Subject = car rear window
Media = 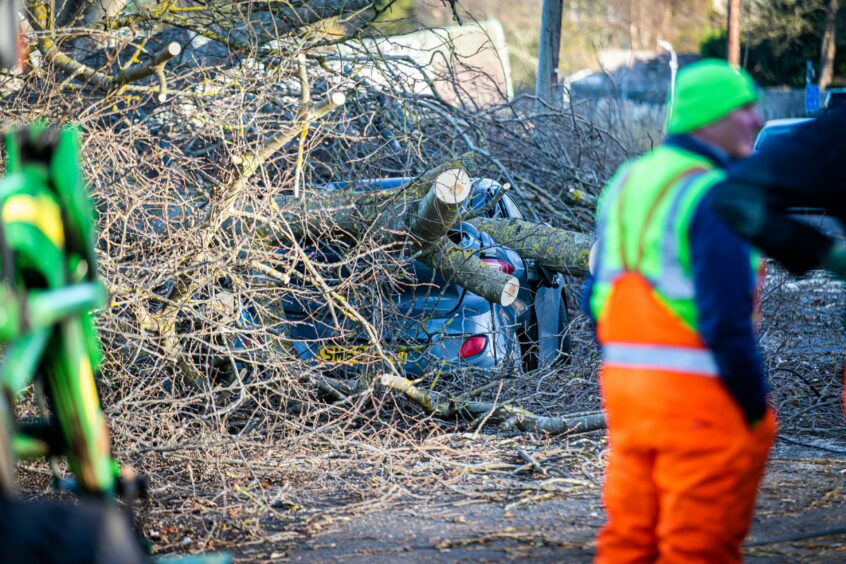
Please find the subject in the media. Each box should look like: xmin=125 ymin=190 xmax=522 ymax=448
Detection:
xmin=754 ymin=120 xmax=813 ymax=152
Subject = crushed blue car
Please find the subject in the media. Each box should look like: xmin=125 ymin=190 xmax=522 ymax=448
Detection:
xmin=238 ymin=178 xmax=572 ymax=376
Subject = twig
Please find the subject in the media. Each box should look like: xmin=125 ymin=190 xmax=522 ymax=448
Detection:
xmin=777 ymin=434 xmax=846 ymax=454
xmin=516 ymin=449 xmax=547 ymax=475
xmin=117 ymin=42 xmax=181 ymax=85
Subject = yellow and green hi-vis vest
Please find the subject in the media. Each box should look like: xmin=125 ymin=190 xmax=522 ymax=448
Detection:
xmin=590 ymin=144 xmax=762 ymax=333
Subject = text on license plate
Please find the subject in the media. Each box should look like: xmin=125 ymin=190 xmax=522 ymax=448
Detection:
xmin=318 ymin=345 xmax=409 ymax=365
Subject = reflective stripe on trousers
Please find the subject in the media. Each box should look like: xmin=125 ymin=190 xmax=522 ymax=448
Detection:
xmin=602 ymin=342 xmax=719 ymax=376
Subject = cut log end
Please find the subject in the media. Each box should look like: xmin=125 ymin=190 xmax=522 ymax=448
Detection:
xmin=167 ymin=42 xmax=182 ymax=57
xmin=501 ymin=277 xmax=519 ymax=306
xmin=433 ymin=169 xmax=471 ymax=204
xmin=329 ymin=92 xmax=346 ymax=107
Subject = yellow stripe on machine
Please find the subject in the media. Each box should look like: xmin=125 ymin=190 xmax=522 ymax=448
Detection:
xmin=78 ymin=354 xmax=102 ymax=427
xmin=2 ymin=194 xmax=65 ymax=248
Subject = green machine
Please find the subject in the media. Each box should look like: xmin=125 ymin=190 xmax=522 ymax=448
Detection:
xmin=0 ymin=0 xmax=129 ymax=506
xmin=0 ymin=124 xmax=125 ymax=500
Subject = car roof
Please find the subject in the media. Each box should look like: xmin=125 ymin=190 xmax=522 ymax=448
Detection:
xmin=754 ymin=117 xmax=815 ymax=151
xmin=761 ymin=118 xmax=813 ymax=128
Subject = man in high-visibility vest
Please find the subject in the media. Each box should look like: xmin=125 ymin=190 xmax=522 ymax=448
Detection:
xmin=587 ymin=59 xmax=776 ymax=563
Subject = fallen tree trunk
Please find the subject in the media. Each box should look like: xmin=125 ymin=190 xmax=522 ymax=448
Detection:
xmin=271 ymin=154 xmax=479 ymax=241
xmin=269 ymin=172 xmax=592 ymax=289
xmin=380 ymin=374 xmax=606 ymax=435
xmin=467 ymin=217 xmax=593 ymax=276
xmin=269 ymin=163 xmax=519 ymax=306
xmin=263 ymin=164 xmax=598 ymax=306
xmin=419 ymin=239 xmax=519 ymax=306
xmin=406 ymin=170 xmax=518 ymax=305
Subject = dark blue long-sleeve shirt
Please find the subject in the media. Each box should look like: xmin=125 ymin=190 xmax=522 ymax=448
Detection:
xmin=584 ymin=135 xmax=768 ymax=423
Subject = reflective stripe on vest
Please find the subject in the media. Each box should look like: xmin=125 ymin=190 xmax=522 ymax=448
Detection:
xmin=592 ymin=168 xmax=630 ymax=288
xmin=602 ymin=343 xmax=719 ymax=376
xmin=656 ymin=172 xmax=706 ymax=299
xmin=595 ymin=170 xmax=705 ymax=299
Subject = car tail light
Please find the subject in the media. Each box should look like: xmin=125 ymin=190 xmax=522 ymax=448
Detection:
xmin=480 ymin=258 xmax=515 ymax=274
xmin=459 ymin=335 xmax=487 ymax=358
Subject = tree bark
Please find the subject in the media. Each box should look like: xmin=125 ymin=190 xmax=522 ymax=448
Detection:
xmin=267 ymin=172 xmax=592 ymax=304
xmin=271 ymin=0 xmax=375 ymax=34
xmin=467 ymin=217 xmax=593 ymax=276
xmin=727 ymin=0 xmax=741 ymax=67
xmin=820 ymin=0 xmax=839 ymax=91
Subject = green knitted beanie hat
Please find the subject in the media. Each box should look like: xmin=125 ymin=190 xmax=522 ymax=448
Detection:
xmin=667 ymin=59 xmax=758 ymax=135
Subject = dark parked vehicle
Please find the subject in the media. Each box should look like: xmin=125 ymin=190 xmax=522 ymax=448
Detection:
xmin=751 ymin=118 xmax=843 ymax=237
xmin=239 ymin=178 xmax=572 ymax=376
xmin=753 ymin=118 xmax=813 ymax=152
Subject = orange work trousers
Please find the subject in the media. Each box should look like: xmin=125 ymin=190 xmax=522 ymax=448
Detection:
xmin=596 ymin=367 xmax=776 ymax=564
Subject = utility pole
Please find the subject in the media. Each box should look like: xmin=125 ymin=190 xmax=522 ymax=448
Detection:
xmin=659 ymin=40 xmax=678 ymax=126
xmin=727 ymin=0 xmax=741 ymax=67
xmin=0 ymin=0 xmax=18 ymax=69
xmin=535 ymin=0 xmax=564 ymax=109
xmin=819 ymin=0 xmax=839 ymax=91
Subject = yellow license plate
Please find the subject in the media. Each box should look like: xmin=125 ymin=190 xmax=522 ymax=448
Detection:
xmin=317 ymin=345 xmax=409 ymax=365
